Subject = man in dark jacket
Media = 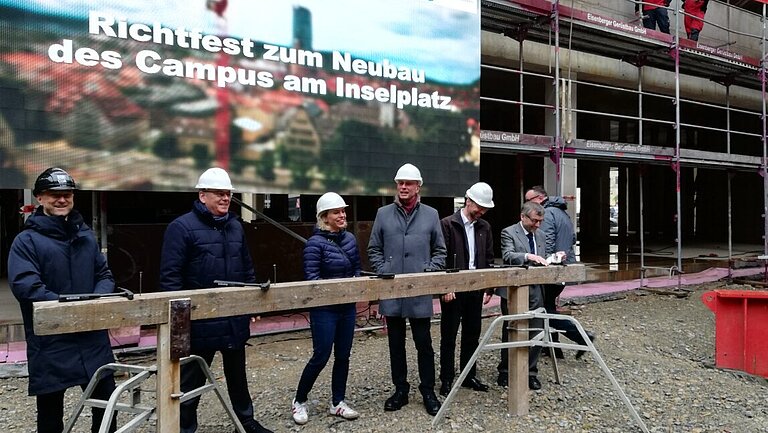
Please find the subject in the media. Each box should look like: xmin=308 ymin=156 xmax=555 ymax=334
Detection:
xmin=159 ymin=167 xmax=272 ymax=433
xmin=525 ymin=186 xmax=594 ymax=359
xmin=438 ymin=182 xmax=495 ymax=396
xmin=8 ymin=167 xmax=117 ymax=433
xmin=368 ymin=163 xmax=447 ymax=416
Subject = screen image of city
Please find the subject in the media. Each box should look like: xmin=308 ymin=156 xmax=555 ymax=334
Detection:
xmin=0 ymin=0 xmax=480 ymax=196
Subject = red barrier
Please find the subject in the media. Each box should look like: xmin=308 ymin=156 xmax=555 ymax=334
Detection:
xmin=702 ymin=290 xmax=768 ymax=378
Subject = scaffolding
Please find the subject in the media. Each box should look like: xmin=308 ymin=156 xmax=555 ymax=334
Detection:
xmin=480 ymin=0 xmax=767 ymax=283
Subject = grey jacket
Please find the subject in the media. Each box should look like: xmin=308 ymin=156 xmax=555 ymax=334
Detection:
xmin=498 ymin=222 xmax=545 ymax=310
xmin=367 ymin=201 xmax=446 ymax=318
xmin=541 ymin=196 xmax=576 ymax=264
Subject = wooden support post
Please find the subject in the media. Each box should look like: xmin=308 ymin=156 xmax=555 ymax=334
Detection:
xmin=156 ymin=299 xmax=188 ymax=433
xmin=507 ymin=285 xmax=529 ymax=415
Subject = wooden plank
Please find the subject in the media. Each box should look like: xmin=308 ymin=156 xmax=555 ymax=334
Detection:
xmin=507 ymin=285 xmax=530 ymax=415
xmin=34 ymin=265 xmax=585 ymax=335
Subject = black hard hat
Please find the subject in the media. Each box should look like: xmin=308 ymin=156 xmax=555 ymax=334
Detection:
xmin=33 ymin=167 xmax=77 ymax=196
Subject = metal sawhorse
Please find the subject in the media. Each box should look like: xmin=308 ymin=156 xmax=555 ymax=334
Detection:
xmin=64 ymin=355 xmax=247 ymax=433
xmin=432 ymin=308 xmax=650 ymax=433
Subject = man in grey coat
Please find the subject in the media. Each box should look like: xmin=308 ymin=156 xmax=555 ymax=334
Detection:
xmin=367 ymin=163 xmax=447 ymax=416
xmin=525 ymin=186 xmax=594 ymax=359
xmin=498 ymin=201 xmax=549 ymax=390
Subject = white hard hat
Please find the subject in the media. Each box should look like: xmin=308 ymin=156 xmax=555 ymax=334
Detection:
xmin=466 ymin=182 xmax=494 ymax=208
xmin=316 ymin=192 xmax=348 ymax=217
xmin=195 ymin=167 xmax=234 ymax=190
xmin=394 ymin=163 xmax=423 ymax=186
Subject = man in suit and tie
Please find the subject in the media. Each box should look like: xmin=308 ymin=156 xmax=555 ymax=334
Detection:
xmin=496 ymin=201 xmax=549 ymax=390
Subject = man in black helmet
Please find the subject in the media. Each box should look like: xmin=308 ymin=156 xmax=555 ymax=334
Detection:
xmin=8 ymin=167 xmax=117 ymax=433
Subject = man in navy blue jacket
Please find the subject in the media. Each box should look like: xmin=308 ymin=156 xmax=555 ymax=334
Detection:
xmin=8 ymin=167 xmax=117 ymax=433
xmin=159 ymin=167 xmax=272 ymax=433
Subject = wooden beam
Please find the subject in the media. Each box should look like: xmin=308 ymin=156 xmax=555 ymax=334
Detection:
xmin=33 ymin=265 xmax=585 ymax=335
xmin=30 ymin=266 xmax=585 ymax=427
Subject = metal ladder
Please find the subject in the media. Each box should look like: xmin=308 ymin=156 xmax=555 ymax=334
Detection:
xmin=432 ymin=308 xmax=650 ymax=433
xmin=64 ymin=355 xmax=247 ymax=433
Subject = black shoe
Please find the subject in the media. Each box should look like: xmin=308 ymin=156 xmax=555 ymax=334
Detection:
xmin=240 ymin=420 xmax=273 ymax=433
xmin=461 ymin=377 xmax=489 ymax=392
xmin=439 ymin=381 xmax=452 ymax=397
xmin=384 ymin=390 xmax=409 ymax=411
xmin=423 ymin=393 xmax=441 ymax=416
xmin=497 ymin=374 xmax=507 ymax=387
xmin=528 ymin=376 xmax=542 ymax=390
xmin=575 ymin=331 xmax=596 ymax=360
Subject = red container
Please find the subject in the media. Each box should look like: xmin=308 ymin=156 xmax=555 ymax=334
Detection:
xmin=702 ymin=290 xmax=768 ymax=378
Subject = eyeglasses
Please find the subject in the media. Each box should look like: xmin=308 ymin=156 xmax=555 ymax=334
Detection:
xmin=525 ymin=194 xmax=544 ymax=202
xmin=203 ymin=189 xmax=232 ymax=198
xmin=523 ymin=213 xmax=544 ymax=224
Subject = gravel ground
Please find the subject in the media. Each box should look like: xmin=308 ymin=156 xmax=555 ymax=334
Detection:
xmin=1 ymin=281 xmax=767 ymax=432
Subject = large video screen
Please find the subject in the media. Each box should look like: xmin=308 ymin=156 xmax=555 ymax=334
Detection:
xmin=0 ymin=0 xmax=480 ymax=196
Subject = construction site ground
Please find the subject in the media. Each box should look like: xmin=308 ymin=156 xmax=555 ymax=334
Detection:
xmin=1 ymin=279 xmax=767 ymax=432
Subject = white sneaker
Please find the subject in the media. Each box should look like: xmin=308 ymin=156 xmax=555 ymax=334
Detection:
xmin=292 ymin=399 xmax=309 ymax=425
xmin=329 ymin=400 xmax=359 ymax=420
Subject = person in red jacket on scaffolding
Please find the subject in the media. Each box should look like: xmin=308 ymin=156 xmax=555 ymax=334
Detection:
xmin=635 ymin=0 xmax=672 ymax=34
xmin=682 ymin=0 xmax=709 ymax=41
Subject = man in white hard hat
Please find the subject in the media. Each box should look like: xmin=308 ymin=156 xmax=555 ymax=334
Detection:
xmin=438 ymin=182 xmax=495 ymax=397
xmin=159 ymin=167 xmax=273 ymax=433
xmin=367 ymin=163 xmax=447 ymax=416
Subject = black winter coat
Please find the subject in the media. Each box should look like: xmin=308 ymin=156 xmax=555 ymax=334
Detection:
xmin=159 ymin=201 xmax=256 ymax=351
xmin=303 ymin=227 xmax=362 ymax=281
xmin=8 ymin=208 xmax=115 ymax=395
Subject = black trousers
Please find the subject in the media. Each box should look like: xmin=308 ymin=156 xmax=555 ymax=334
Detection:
xmin=385 ymin=316 xmax=435 ymax=397
xmin=544 ymin=283 xmax=588 ymax=346
xmin=36 ymin=375 xmax=117 ymax=433
xmin=497 ymin=294 xmax=543 ymax=378
xmin=180 ymin=348 xmax=255 ymax=433
xmin=439 ymin=290 xmax=483 ymax=384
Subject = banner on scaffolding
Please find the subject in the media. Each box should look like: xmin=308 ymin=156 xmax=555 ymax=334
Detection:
xmin=0 ymin=0 xmax=481 ymax=196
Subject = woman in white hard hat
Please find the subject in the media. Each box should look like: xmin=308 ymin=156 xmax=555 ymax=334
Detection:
xmin=291 ymin=192 xmax=361 ymax=425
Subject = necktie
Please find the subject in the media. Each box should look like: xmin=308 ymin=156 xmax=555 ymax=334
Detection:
xmin=527 ymin=232 xmax=535 ymax=255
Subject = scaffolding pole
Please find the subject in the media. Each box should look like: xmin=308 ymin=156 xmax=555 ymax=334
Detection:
xmin=726 ymin=85 xmax=733 ymax=275
xmin=638 ymin=66 xmax=645 ymax=283
xmin=520 ymin=36 xmax=525 ymax=133
xmin=763 ymin=3 xmax=768 ymax=258
xmin=553 ymin=0 xmax=562 ymax=195
xmin=673 ymin=5 xmax=683 ymax=288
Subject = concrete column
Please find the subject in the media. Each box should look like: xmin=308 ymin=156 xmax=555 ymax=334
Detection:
xmin=240 ymin=193 xmax=262 ymax=222
xmin=578 ymin=161 xmax=611 ymax=247
xmin=544 ymin=72 xmax=578 ymax=225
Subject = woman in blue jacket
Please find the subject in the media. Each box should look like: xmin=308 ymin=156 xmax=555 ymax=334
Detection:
xmin=291 ymin=192 xmax=361 ymax=425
